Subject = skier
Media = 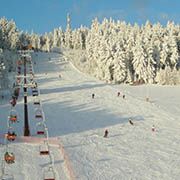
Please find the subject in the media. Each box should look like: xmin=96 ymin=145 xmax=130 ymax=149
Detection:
xmin=129 ymin=119 xmax=134 ymax=125
xmin=152 ymin=125 xmax=155 ymax=132
xmin=104 ymin=129 xmax=109 ymax=138
xmin=92 ymin=93 xmax=95 ymax=99
xmin=117 ymin=92 xmax=120 ymax=97
xmin=123 ymin=95 xmax=125 ymax=99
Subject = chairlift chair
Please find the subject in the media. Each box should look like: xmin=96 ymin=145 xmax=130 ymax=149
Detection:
xmin=4 ymin=152 xmax=15 ymax=164
xmin=35 ymin=108 xmax=43 ymax=119
xmin=34 ymin=97 xmax=41 ymax=105
xmin=39 ymin=141 xmax=49 ymax=155
xmin=43 ymin=166 xmax=56 ymax=180
xmin=32 ymin=89 xmax=38 ymax=96
xmin=9 ymin=110 xmax=18 ymax=123
xmin=6 ymin=129 xmax=17 ymax=141
xmin=36 ymin=122 xmax=45 ymax=135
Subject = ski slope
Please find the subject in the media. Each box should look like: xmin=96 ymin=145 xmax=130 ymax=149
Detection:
xmin=0 ymin=52 xmax=180 ymax=180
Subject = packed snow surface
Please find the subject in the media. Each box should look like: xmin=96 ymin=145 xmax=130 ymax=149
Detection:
xmin=0 ymin=52 xmax=180 ymax=180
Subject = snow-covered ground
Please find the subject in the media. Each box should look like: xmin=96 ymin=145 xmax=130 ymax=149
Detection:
xmin=0 ymin=52 xmax=180 ymax=180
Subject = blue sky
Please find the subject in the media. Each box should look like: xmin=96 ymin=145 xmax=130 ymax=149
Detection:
xmin=0 ymin=0 xmax=180 ymax=34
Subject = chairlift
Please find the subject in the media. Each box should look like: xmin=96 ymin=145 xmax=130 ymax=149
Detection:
xmin=39 ymin=141 xmax=49 ymax=155
xmin=32 ymin=88 xmax=38 ymax=96
xmin=9 ymin=110 xmax=18 ymax=123
xmin=6 ymin=128 xmax=17 ymax=141
xmin=4 ymin=152 xmax=15 ymax=164
xmin=43 ymin=166 xmax=56 ymax=180
xmin=34 ymin=97 xmax=41 ymax=105
xmin=36 ymin=122 xmax=46 ymax=135
xmin=35 ymin=108 xmax=43 ymax=119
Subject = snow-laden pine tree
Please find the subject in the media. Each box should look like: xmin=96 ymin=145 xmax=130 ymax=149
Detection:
xmin=112 ymin=44 xmax=127 ymax=83
xmin=65 ymin=14 xmax=73 ymax=49
xmin=53 ymin=28 xmax=59 ymax=48
xmin=132 ymin=37 xmax=148 ymax=82
xmin=168 ymin=33 xmax=179 ymax=69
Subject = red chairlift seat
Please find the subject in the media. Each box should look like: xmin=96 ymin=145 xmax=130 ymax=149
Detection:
xmin=4 ymin=152 xmax=15 ymax=164
xmin=36 ymin=122 xmax=46 ymax=135
xmin=9 ymin=110 xmax=18 ymax=122
xmin=37 ymin=130 xmax=45 ymax=135
xmin=6 ymin=132 xmax=17 ymax=141
xmin=9 ymin=115 xmax=17 ymax=122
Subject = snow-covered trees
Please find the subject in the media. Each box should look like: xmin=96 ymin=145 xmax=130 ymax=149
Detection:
xmin=0 ymin=17 xmax=19 ymax=50
xmin=81 ymin=18 xmax=180 ymax=85
xmin=0 ymin=15 xmax=180 ymax=85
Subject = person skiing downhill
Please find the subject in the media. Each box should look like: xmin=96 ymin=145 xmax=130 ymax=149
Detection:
xmin=152 ymin=125 xmax=155 ymax=132
xmin=92 ymin=93 xmax=95 ymax=99
xmin=104 ymin=129 xmax=109 ymax=138
xmin=129 ymin=119 xmax=134 ymax=125
xmin=117 ymin=92 xmax=120 ymax=97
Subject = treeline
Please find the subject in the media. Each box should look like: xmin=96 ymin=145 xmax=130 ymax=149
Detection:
xmin=1 ymin=17 xmax=180 ymax=85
